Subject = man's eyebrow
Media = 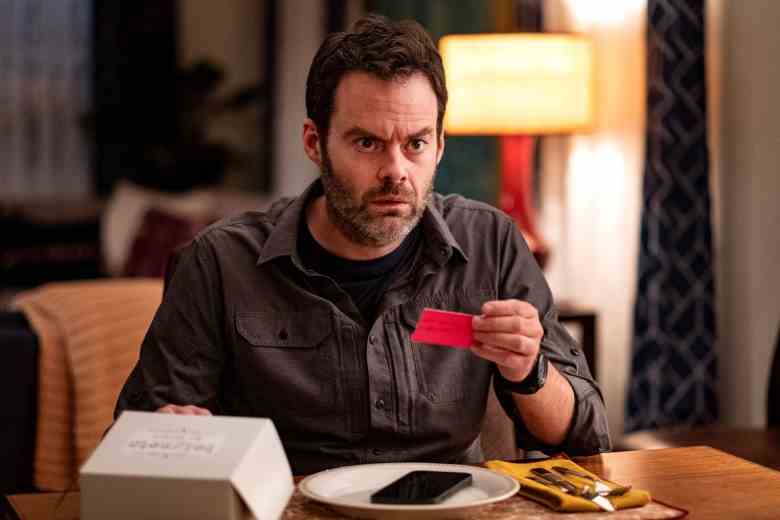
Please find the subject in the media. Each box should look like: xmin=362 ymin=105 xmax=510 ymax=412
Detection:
xmin=341 ymin=126 xmax=435 ymax=140
xmin=408 ymin=126 xmax=435 ymax=139
xmin=342 ymin=126 xmax=381 ymax=140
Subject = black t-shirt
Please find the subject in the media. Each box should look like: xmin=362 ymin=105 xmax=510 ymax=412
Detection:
xmin=298 ymin=219 xmax=421 ymax=322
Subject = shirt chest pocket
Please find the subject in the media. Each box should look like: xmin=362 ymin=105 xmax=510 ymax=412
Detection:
xmin=399 ymin=292 xmax=492 ymax=405
xmin=235 ymin=309 xmax=338 ymax=414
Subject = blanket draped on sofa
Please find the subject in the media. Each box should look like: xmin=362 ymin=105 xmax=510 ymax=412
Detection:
xmin=14 ymin=279 xmax=162 ymax=491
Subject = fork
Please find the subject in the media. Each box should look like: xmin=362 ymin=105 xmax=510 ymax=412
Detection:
xmin=531 ymin=468 xmax=615 ymax=512
xmin=530 ymin=468 xmax=596 ymax=497
xmin=551 ymin=466 xmax=632 ymax=496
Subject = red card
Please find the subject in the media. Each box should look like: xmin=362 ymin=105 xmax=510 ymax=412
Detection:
xmin=411 ymin=308 xmax=474 ymax=349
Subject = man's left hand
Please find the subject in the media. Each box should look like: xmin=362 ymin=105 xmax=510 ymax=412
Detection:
xmin=470 ymin=299 xmax=544 ymax=382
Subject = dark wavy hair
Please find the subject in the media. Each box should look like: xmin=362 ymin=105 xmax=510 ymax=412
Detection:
xmin=305 ymin=14 xmax=447 ymax=141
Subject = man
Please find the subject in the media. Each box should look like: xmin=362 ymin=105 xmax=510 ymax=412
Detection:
xmin=115 ymin=15 xmax=610 ymax=474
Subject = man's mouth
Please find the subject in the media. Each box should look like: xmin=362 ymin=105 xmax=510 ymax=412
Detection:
xmin=370 ymin=198 xmax=410 ymax=206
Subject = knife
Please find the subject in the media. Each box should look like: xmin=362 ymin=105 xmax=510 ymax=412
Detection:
xmin=551 ymin=465 xmax=632 ymax=496
xmin=527 ymin=474 xmax=569 ymax=491
xmin=530 ymin=468 xmax=615 ymax=512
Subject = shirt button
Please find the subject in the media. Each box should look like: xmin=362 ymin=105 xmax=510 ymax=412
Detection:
xmin=375 ymin=399 xmax=386 ymax=410
xmin=439 ymin=247 xmax=448 ymax=257
xmin=369 ymin=335 xmax=378 ymax=345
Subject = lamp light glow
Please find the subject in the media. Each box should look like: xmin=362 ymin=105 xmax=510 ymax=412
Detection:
xmin=440 ymin=34 xmax=594 ymax=135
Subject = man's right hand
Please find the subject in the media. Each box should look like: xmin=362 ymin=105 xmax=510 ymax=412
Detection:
xmin=156 ymin=404 xmax=212 ymax=416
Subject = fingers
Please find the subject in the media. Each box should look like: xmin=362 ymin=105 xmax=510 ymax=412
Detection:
xmin=469 ymin=299 xmax=543 ymax=377
xmin=471 ymin=342 xmax=521 ymax=367
xmin=472 ymin=300 xmax=543 ymax=356
xmin=470 ymin=343 xmax=534 ymax=378
xmin=481 ymin=299 xmax=539 ymax=319
xmin=472 ymin=331 xmax=538 ymax=356
xmin=472 ymin=314 xmax=543 ymax=337
xmin=156 ymin=404 xmax=212 ymax=416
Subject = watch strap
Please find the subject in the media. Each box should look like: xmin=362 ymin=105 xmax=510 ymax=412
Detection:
xmin=494 ymin=352 xmax=548 ymax=395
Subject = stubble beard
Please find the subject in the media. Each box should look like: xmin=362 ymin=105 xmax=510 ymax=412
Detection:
xmin=320 ymin=147 xmax=433 ymax=248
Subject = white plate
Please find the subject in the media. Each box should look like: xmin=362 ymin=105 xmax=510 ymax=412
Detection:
xmin=298 ymin=462 xmax=519 ymax=519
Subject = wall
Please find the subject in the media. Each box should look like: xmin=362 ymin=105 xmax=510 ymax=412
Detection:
xmin=269 ymin=0 xmax=326 ymax=198
xmin=178 ymin=0 xmax=334 ymax=196
xmin=178 ymin=0 xmax=267 ymax=191
xmin=718 ymin=0 xmax=780 ymax=426
xmin=542 ymin=0 xmax=646 ymax=440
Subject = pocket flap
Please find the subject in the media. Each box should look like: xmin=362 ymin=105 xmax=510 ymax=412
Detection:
xmin=399 ymin=303 xmax=422 ymax=328
xmin=236 ymin=309 xmax=332 ymax=348
xmin=400 ymin=288 xmax=495 ymax=330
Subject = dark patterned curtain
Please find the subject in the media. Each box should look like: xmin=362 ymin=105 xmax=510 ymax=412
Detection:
xmin=626 ymin=0 xmax=717 ymax=431
xmin=0 ymin=0 xmax=92 ymax=198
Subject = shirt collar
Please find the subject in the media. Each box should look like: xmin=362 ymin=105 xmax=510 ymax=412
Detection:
xmin=255 ymin=180 xmax=321 ymax=267
xmin=256 ymin=178 xmax=468 ymax=267
xmin=420 ymin=196 xmax=469 ymax=264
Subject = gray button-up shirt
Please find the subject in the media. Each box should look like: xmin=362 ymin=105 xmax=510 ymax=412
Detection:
xmin=115 ymin=180 xmax=611 ymax=474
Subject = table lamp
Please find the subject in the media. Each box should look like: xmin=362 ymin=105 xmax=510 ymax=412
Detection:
xmin=440 ymin=34 xmax=594 ymax=267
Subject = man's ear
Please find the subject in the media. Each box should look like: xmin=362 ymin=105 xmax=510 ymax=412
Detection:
xmin=436 ymin=132 xmax=445 ymax=165
xmin=302 ymin=118 xmax=323 ymax=168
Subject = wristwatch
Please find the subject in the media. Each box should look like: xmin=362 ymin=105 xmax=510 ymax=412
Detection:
xmin=495 ymin=352 xmax=548 ymax=395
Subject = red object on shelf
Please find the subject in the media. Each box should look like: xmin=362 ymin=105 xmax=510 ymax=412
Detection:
xmin=500 ymin=135 xmax=550 ymax=268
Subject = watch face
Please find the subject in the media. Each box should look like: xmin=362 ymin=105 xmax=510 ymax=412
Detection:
xmin=536 ymin=352 xmax=548 ymax=386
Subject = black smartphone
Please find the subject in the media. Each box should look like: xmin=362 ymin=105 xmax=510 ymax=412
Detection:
xmin=370 ymin=470 xmax=473 ymax=504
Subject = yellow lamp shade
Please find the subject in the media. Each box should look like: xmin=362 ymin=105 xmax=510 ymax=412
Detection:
xmin=440 ymin=33 xmax=594 ymax=135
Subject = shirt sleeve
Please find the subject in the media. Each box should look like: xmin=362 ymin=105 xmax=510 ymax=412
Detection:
xmin=114 ymin=236 xmax=226 ymax=418
xmin=493 ymin=219 xmax=612 ymax=455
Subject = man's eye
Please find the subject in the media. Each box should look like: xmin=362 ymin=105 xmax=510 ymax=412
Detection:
xmin=356 ymin=137 xmax=377 ymax=151
xmin=408 ymin=139 xmax=427 ymax=153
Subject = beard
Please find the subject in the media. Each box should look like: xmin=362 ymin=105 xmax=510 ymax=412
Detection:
xmin=320 ymin=147 xmax=433 ymax=248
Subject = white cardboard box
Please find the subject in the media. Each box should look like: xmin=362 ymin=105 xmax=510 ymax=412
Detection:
xmin=80 ymin=411 xmax=294 ymax=520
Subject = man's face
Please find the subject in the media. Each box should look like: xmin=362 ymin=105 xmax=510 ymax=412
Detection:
xmin=315 ymin=71 xmax=444 ymax=248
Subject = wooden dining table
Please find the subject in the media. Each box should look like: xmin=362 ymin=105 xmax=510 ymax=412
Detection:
xmin=4 ymin=446 xmax=780 ymax=519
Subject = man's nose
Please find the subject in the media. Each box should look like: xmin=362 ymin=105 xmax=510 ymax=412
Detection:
xmin=378 ymin=146 xmax=408 ymax=184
